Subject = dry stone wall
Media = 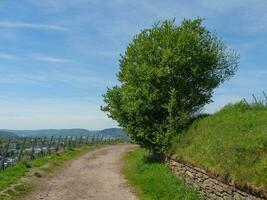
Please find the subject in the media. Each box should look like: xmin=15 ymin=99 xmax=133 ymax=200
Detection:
xmin=167 ymin=156 xmax=266 ymax=200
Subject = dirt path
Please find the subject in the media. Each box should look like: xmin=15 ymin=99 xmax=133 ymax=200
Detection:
xmin=20 ymin=144 xmax=138 ymax=200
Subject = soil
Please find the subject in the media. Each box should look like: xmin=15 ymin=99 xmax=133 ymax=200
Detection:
xmin=19 ymin=144 xmax=138 ymax=200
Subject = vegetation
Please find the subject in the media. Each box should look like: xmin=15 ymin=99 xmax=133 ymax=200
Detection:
xmin=171 ymin=102 xmax=267 ymax=192
xmin=0 ymin=144 xmax=101 ymax=200
xmin=102 ymin=18 xmax=238 ymax=154
xmin=123 ymin=148 xmax=203 ymax=200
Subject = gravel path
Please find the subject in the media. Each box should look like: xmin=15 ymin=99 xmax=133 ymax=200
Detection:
xmin=20 ymin=144 xmax=138 ymax=200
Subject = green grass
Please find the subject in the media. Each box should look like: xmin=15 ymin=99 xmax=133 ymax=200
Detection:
xmin=123 ymin=148 xmax=203 ymax=200
xmin=0 ymin=144 xmax=102 ymax=200
xmin=171 ymin=101 xmax=267 ymax=192
xmin=0 ymin=164 xmax=28 ymax=191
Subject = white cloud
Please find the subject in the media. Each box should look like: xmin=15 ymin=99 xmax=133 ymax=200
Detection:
xmin=34 ymin=55 xmax=73 ymax=63
xmin=0 ymin=52 xmax=74 ymax=63
xmin=0 ymin=0 xmax=266 ymax=128
xmin=199 ymin=0 xmax=267 ymax=34
xmin=0 ymin=69 xmax=115 ymax=88
xmin=0 ymin=53 xmax=19 ymax=60
xmin=0 ymin=21 xmax=68 ymax=31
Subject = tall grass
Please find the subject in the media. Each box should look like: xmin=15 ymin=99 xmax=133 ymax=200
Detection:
xmin=171 ymin=101 xmax=267 ymax=191
xmin=123 ymin=148 xmax=203 ymax=200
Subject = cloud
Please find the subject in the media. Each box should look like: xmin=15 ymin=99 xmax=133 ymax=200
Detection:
xmin=199 ymin=0 xmax=267 ymax=34
xmin=0 ymin=70 xmax=115 ymax=88
xmin=0 ymin=21 xmax=68 ymax=31
xmin=0 ymin=53 xmax=19 ymax=60
xmin=0 ymin=52 xmax=74 ymax=63
xmin=0 ymin=0 xmax=266 ymax=129
xmin=34 ymin=55 xmax=73 ymax=63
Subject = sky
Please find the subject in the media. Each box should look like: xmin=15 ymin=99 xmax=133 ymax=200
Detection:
xmin=0 ymin=0 xmax=267 ymax=130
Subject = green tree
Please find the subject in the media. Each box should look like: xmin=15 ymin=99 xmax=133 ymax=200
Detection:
xmin=101 ymin=18 xmax=239 ymax=155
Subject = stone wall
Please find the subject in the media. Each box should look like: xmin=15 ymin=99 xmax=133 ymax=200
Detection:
xmin=167 ymin=156 xmax=266 ymax=200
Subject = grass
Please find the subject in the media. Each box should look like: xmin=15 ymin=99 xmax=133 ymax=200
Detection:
xmin=170 ymin=101 xmax=267 ymax=192
xmin=0 ymin=144 xmax=102 ymax=200
xmin=123 ymin=148 xmax=203 ymax=200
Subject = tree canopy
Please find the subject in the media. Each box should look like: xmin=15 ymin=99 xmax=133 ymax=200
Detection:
xmin=102 ymin=18 xmax=239 ymax=154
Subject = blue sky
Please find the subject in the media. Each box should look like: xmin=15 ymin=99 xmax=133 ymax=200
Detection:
xmin=0 ymin=0 xmax=266 ymax=130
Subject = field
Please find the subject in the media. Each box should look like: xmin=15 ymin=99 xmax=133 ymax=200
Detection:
xmin=123 ymin=148 xmax=203 ymax=200
xmin=0 ymin=133 xmax=128 ymax=170
xmin=0 ymin=144 xmax=104 ymax=200
xmin=0 ymin=132 xmax=129 ymax=200
xmin=171 ymin=102 xmax=267 ymax=192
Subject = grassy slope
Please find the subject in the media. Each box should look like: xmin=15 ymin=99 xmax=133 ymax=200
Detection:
xmin=123 ymin=148 xmax=203 ymax=200
xmin=171 ymin=102 xmax=267 ymax=191
xmin=0 ymin=144 xmax=102 ymax=200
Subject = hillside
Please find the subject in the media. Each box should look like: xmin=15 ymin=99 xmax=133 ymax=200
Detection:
xmin=171 ymin=102 xmax=267 ymax=193
xmin=100 ymin=128 xmax=124 ymax=135
xmin=9 ymin=129 xmax=93 ymax=137
xmin=1 ymin=128 xmax=124 ymax=137
xmin=0 ymin=130 xmax=18 ymax=138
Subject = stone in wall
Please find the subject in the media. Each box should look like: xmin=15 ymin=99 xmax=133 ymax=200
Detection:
xmin=167 ymin=157 xmax=266 ymax=200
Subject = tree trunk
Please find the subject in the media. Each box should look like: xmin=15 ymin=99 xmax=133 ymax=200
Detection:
xmin=150 ymin=151 xmax=166 ymax=163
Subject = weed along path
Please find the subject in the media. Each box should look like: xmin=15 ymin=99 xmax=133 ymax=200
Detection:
xmin=20 ymin=144 xmax=138 ymax=200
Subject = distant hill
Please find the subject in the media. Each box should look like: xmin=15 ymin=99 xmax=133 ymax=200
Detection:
xmin=0 ymin=128 xmax=124 ymax=137
xmin=9 ymin=129 xmax=92 ymax=137
xmin=0 ymin=130 xmax=18 ymax=138
xmin=100 ymin=128 xmax=124 ymax=135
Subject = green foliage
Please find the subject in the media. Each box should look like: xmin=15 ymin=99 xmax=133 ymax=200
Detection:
xmin=102 ymin=18 xmax=238 ymax=154
xmin=171 ymin=101 xmax=267 ymax=191
xmin=21 ymin=160 xmax=32 ymax=169
xmin=123 ymin=148 xmax=203 ymax=200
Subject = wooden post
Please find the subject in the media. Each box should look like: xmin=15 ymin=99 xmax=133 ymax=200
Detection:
xmin=56 ymin=136 xmax=62 ymax=152
xmin=263 ymin=91 xmax=267 ymax=106
xmin=96 ymin=135 xmax=99 ymax=144
xmin=30 ymin=138 xmax=37 ymax=160
xmin=252 ymin=94 xmax=258 ymax=104
xmin=69 ymin=136 xmax=73 ymax=148
xmin=0 ymin=144 xmax=2 ymax=159
xmin=40 ymin=137 xmax=46 ymax=156
xmin=79 ymin=136 xmax=82 ymax=147
xmin=1 ymin=139 xmax=11 ymax=169
xmin=243 ymin=98 xmax=250 ymax=107
xmin=86 ymin=135 xmax=89 ymax=144
xmin=92 ymin=135 xmax=95 ymax=144
xmin=18 ymin=138 xmax=26 ymax=161
xmin=63 ymin=136 xmax=68 ymax=149
xmin=75 ymin=136 xmax=78 ymax=147
xmin=100 ymin=134 xmax=104 ymax=144
xmin=48 ymin=136 xmax=54 ymax=154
